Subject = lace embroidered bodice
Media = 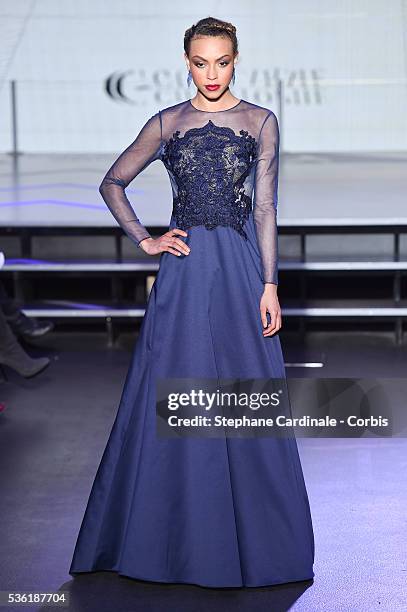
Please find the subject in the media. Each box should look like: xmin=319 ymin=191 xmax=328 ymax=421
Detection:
xmin=99 ymin=98 xmax=280 ymax=285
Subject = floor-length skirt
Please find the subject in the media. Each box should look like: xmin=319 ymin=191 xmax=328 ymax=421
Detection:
xmin=69 ymin=212 xmax=315 ymax=587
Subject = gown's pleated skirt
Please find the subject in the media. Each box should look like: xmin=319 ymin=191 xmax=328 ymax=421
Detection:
xmin=69 ymin=212 xmax=315 ymax=587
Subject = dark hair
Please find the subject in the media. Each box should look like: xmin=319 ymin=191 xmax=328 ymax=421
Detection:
xmin=184 ymin=16 xmax=238 ymax=57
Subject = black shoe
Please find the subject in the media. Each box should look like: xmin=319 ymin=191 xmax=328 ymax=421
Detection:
xmin=0 ymin=354 xmax=50 ymax=379
xmin=6 ymin=311 xmax=54 ymax=339
xmin=0 ymin=319 xmax=50 ymax=378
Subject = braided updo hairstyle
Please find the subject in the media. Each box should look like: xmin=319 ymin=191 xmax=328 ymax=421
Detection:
xmin=184 ymin=17 xmax=238 ymax=56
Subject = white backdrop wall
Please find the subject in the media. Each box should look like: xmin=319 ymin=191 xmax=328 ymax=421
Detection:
xmin=0 ymin=0 xmax=406 ymax=152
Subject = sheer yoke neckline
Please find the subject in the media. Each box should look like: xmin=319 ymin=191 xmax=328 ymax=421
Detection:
xmin=98 ymin=98 xmax=280 ymax=285
xmin=188 ymin=99 xmax=243 ymax=113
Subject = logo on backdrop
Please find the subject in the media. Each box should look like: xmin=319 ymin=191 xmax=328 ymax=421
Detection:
xmin=103 ymin=69 xmax=324 ymax=105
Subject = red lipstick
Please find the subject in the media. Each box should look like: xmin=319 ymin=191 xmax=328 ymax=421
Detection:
xmin=205 ymin=85 xmax=220 ymax=91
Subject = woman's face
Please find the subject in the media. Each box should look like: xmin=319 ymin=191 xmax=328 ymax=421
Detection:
xmin=185 ymin=35 xmax=237 ymax=99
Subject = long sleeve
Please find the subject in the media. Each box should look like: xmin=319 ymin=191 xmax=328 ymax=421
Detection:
xmin=253 ymin=110 xmax=280 ymax=285
xmin=99 ymin=111 xmax=163 ymax=247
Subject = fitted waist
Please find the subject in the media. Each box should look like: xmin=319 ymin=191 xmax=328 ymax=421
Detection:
xmin=171 ymin=195 xmax=253 ymax=240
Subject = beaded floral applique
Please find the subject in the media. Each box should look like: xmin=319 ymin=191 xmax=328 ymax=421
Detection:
xmin=162 ymin=120 xmax=258 ymax=239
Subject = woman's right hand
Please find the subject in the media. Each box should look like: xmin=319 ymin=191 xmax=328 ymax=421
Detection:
xmin=139 ymin=228 xmax=190 ymax=257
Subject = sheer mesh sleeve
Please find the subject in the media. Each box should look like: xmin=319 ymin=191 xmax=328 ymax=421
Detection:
xmin=99 ymin=112 xmax=162 ymax=247
xmin=253 ymin=111 xmax=280 ymax=285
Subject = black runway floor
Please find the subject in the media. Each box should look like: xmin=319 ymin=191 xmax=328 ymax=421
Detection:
xmin=0 ymin=330 xmax=406 ymax=612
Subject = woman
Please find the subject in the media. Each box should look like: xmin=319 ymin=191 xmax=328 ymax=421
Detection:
xmin=0 ymin=252 xmax=50 ymax=378
xmin=69 ymin=16 xmax=315 ymax=588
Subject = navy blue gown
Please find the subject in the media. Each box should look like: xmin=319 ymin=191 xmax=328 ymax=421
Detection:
xmin=69 ymin=98 xmax=315 ymax=587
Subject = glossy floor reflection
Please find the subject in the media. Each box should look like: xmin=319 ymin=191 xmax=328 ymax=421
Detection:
xmin=0 ymin=330 xmax=406 ymax=611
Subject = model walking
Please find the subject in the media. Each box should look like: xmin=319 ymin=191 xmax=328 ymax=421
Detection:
xmin=69 ymin=16 xmax=315 ymax=588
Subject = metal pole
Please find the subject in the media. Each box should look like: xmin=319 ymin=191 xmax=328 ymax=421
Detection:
xmin=10 ymin=80 xmax=21 ymax=159
xmin=9 ymin=80 xmax=22 ymax=180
